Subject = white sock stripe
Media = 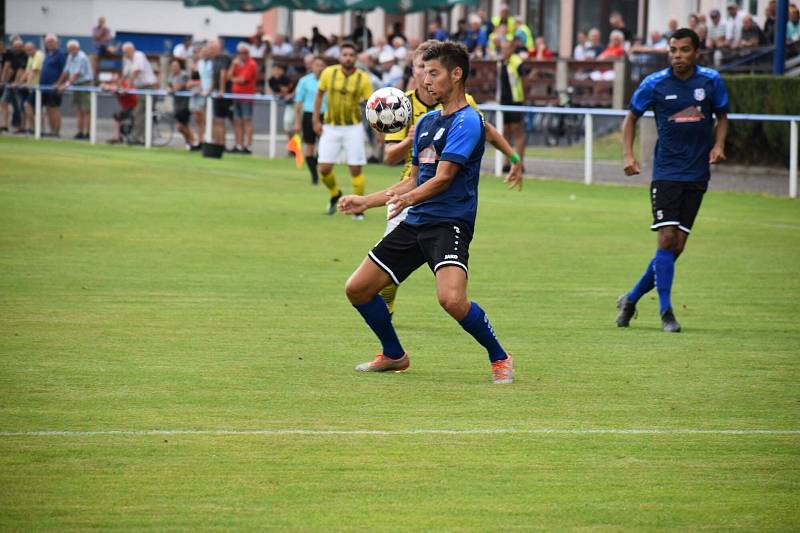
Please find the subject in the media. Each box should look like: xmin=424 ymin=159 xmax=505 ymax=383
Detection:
xmin=0 ymin=428 xmax=797 ymax=437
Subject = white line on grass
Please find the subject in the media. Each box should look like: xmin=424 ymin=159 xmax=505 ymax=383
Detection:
xmin=1 ymin=428 xmax=799 ymax=437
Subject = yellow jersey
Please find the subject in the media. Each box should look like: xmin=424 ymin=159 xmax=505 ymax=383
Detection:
xmin=385 ymin=90 xmax=483 ymax=179
xmin=317 ymin=64 xmax=373 ymax=126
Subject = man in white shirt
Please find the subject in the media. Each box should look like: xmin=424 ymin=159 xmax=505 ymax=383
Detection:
xmin=272 ymin=35 xmax=293 ymax=56
xmin=172 ymin=36 xmax=193 ymax=60
xmin=725 ymin=2 xmax=745 ymax=46
xmin=122 ymin=42 xmax=157 ymax=144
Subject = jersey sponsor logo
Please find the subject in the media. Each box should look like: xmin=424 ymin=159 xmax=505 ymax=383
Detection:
xmin=418 ymin=145 xmax=438 ymax=164
xmin=665 ymin=94 xmax=678 ymax=100
xmin=694 ymin=88 xmax=706 ymax=101
xmin=433 ymin=127 xmax=446 ymax=141
xmin=669 ymin=105 xmax=705 ymax=123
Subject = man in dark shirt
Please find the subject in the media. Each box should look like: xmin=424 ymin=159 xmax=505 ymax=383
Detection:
xmin=209 ymin=39 xmax=233 ymax=146
xmin=1 ymin=38 xmax=27 ymax=132
xmin=739 ymin=15 xmax=767 ymax=47
xmin=39 ymin=34 xmax=67 ymax=136
xmin=350 ymin=14 xmax=373 ymax=51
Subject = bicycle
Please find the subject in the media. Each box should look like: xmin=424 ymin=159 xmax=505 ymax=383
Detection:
xmin=538 ymin=87 xmax=584 ymax=147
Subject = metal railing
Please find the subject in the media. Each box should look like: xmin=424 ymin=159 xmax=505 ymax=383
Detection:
xmin=481 ymin=103 xmax=799 ymax=199
xmin=8 ymin=85 xmax=800 ymax=199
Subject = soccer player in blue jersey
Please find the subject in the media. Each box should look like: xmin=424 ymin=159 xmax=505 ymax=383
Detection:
xmin=616 ymin=28 xmax=729 ymax=332
xmin=337 ymin=41 xmax=514 ymax=384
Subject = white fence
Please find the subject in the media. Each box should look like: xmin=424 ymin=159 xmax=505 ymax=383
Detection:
xmin=18 ymin=85 xmax=800 ymax=199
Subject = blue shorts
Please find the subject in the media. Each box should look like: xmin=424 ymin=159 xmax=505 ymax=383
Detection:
xmin=233 ymin=101 xmax=253 ymax=119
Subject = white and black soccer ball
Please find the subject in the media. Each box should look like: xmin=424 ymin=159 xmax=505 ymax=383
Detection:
xmin=365 ymin=87 xmax=412 ymax=134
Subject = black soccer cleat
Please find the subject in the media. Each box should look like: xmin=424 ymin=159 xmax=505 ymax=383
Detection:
xmin=661 ymin=308 xmax=681 ymax=333
xmin=616 ymin=294 xmax=637 ymax=327
xmin=327 ymin=191 xmax=342 ymax=215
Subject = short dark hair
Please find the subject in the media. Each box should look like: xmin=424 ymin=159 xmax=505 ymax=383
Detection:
xmin=421 ymin=40 xmax=470 ymax=83
xmin=670 ymin=28 xmax=700 ymax=50
xmin=340 ymin=41 xmax=357 ymax=53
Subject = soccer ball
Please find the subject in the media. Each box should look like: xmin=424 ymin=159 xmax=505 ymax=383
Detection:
xmin=365 ymin=87 xmax=412 ymax=133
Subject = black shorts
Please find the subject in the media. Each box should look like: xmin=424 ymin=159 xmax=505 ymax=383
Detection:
xmin=213 ymin=97 xmax=233 ymax=119
xmin=650 ymin=180 xmax=708 ymax=234
xmin=174 ymin=107 xmax=191 ymax=125
xmin=113 ymin=108 xmax=133 ymax=122
xmin=42 ymin=90 xmax=62 ymax=108
xmin=368 ymin=221 xmax=472 ymax=285
xmin=301 ymin=112 xmax=321 ymax=145
xmin=503 ymin=111 xmax=523 ymax=124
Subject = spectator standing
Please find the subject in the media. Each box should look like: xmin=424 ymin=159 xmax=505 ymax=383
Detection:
xmin=739 ymin=15 xmax=767 ymax=47
xmin=172 ymin=36 xmax=194 ymax=60
xmin=378 ymin=51 xmax=403 ymax=88
xmin=498 ymin=41 xmax=525 ymax=172
xmin=707 ymin=9 xmax=727 ymax=47
xmin=513 ymin=16 xmax=535 ymax=53
xmin=350 ymin=15 xmax=373 ymax=51
xmin=229 ymin=43 xmax=257 ymax=154
xmin=1 ymin=38 xmax=26 ymax=133
xmin=586 ymin=28 xmax=604 ymax=58
xmin=763 ymin=1 xmax=777 ymax=43
xmin=696 ymin=25 xmax=709 ymax=50
xmin=272 ymin=35 xmax=294 ymax=56
xmin=121 ymin=42 xmax=157 ymax=144
xmin=188 ymin=44 xmax=211 ymax=144
xmin=664 ymin=18 xmax=679 ymax=39
xmin=92 ymin=17 xmax=113 ymax=57
xmin=292 ymin=55 xmax=327 ymax=185
xmin=249 ymin=33 xmax=270 ymax=58
xmin=452 ymin=19 xmax=468 ymax=42
xmin=208 ymin=40 xmax=233 ymax=147
xmin=532 ymin=36 xmax=554 ymax=59
xmin=573 ymin=31 xmax=590 ymax=59
xmin=492 ymin=4 xmax=516 ymax=40
xmin=20 ymin=42 xmax=44 ymax=134
xmin=788 ymin=5 xmax=800 ymax=42
xmin=388 ymin=22 xmax=407 ymax=45
xmin=311 ymin=27 xmax=329 ymax=54
xmin=688 ymin=13 xmax=699 ymax=31
xmin=325 ymin=36 xmax=341 ymax=58
xmin=268 ymin=62 xmax=294 ymax=141
xmin=610 ymin=11 xmax=633 ymax=42
xmin=428 ymin=19 xmax=449 ymax=41
xmin=57 ymin=40 xmax=94 ymax=140
xmin=725 ymin=2 xmax=745 ymax=46
xmin=390 ymin=37 xmax=408 ymax=62
xmin=464 ymin=14 xmax=489 ymax=54
xmin=39 ymin=34 xmax=66 ymax=137
xmin=168 ymin=59 xmax=199 ymax=150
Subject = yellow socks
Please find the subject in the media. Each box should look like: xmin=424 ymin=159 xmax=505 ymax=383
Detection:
xmin=379 ymin=284 xmax=398 ymax=315
xmin=321 ymin=171 xmax=339 ymax=197
xmin=351 ymin=173 xmax=365 ymax=196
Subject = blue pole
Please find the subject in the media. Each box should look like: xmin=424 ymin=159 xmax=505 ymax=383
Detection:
xmin=774 ymin=0 xmax=789 ymax=74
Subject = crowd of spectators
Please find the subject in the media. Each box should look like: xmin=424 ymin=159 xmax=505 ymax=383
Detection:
xmin=2 ymin=2 xmax=799 ymax=146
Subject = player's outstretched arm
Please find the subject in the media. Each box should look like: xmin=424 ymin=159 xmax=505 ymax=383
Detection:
xmin=485 ymin=122 xmax=523 ymax=191
xmin=383 ymin=124 xmax=416 ymax=165
xmin=622 ymin=112 xmax=641 ymax=176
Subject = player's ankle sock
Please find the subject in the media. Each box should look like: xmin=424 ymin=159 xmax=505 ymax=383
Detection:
xmin=459 ymin=302 xmax=507 ymax=362
xmin=653 ymin=249 xmax=675 ymax=315
xmin=321 ymin=171 xmax=338 ymax=196
xmin=379 ymin=284 xmax=398 ymax=315
xmin=306 ymin=156 xmax=318 ymax=182
xmin=353 ymin=294 xmax=405 ymax=359
xmin=627 ymin=258 xmax=656 ymax=303
xmin=351 ymin=173 xmax=365 ymax=196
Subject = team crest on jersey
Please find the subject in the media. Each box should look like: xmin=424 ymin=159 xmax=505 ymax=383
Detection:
xmin=694 ymin=88 xmax=706 ymax=101
xmin=433 ymin=127 xmax=446 ymax=141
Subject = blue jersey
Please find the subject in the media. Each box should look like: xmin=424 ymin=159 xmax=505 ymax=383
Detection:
xmin=294 ymin=73 xmax=326 ymax=114
xmin=630 ymin=66 xmax=729 ymax=182
xmin=406 ymin=104 xmax=485 ymax=231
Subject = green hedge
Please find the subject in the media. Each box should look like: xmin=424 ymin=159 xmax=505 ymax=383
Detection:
xmin=723 ymin=75 xmax=800 ymax=167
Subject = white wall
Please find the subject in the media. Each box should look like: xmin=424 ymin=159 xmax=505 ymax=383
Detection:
xmin=292 ymin=10 xmax=345 ymax=43
xmin=6 ymin=0 xmax=263 ymax=40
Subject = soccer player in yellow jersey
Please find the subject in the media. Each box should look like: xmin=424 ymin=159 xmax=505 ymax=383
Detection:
xmin=378 ymin=40 xmax=524 ymax=314
xmin=313 ymin=42 xmax=373 ymax=219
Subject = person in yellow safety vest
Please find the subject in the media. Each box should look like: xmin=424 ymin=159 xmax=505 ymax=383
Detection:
xmin=498 ymin=40 xmax=526 ymax=172
xmin=487 ymin=23 xmax=508 ymax=56
xmin=513 ymin=15 xmax=535 ymax=53
xmin=491 ymin=3 xmax=516 ymax=41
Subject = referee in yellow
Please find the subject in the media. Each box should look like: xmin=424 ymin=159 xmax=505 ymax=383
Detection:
xmin=313 ymin=42 xmax=373 ymax=219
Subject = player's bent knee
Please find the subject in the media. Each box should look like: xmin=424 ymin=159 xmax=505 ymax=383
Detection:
xmin=437 ymin=292 xmax=469 ymax=319
xmin=345 ymin=276 xmax=372 ymax=305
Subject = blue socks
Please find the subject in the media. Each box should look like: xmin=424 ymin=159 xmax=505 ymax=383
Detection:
xmin=459 ymin=302 xmax=507 ymax=362
xmin=353 ymin=295 xmax=405 ymax=359
xmin=627 ymin=258 xmax=656 ymax=303
xmin=653 ymin=249 xmax=675 ymax=315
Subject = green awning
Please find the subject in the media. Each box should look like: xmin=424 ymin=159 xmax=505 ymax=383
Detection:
xmin=183 ymin=0 xmax=476 ymax=14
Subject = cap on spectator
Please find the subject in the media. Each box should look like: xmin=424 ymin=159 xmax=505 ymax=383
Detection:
xmin=378 ymin=50 xmax=395 ymax=63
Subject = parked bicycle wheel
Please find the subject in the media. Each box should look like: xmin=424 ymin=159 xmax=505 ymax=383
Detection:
xmin=151 ymin=112 xmax=175 ymax=147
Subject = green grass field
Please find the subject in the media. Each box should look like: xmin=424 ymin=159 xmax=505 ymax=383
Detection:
xmin=1 ymin=137 xmax=799 ymax=531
